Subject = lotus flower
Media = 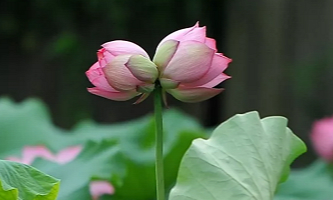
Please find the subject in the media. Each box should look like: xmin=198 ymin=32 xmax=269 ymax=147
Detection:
xmin=86 ymin=42 xmax=158 ymax=103
xmin=86 ymin=22 xmax=231 ymax=103
xmin=311 ymin=116 xmax=333 ymax=162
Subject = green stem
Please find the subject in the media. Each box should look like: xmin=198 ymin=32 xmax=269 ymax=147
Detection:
xmin=154 ymin=85 xmax=165 ymax=200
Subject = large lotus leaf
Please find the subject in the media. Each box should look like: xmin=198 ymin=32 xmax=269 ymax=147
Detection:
xmin=0 ymin=160 xmax=59 ymax=200
xmin=274 ymin=160 xmax=333 ymax=200
xmin=169 ymin=111 xmax=306 ymax=200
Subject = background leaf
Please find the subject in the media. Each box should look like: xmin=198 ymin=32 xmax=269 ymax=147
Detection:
xmin=0 ymin=97 xmax=206 ymax=199
xmin=274 ymin=160 xmax=333 ymax=200
xmin=169 ymin=111 xmax=306 ymax=200
xmin=32 ymin=140 xmax=125 ymax=200
xmin=0 ymin=160 xmax=59 ymax=200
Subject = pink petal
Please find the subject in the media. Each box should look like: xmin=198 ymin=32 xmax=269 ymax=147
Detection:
xmin=97 ymin=48 xmax=115 ymax=68
xmin=87 ymin=87 xmax=139 ymax=101
xmin=200 ymin=73 xmax=231 ymax=88
xmin=102 ymin=40 xmax=149 ymax=58
xmin=90 ymin=181 xmax=114 ymax=200
xmin=167 ymin=86 xmax=223 ymax=103
xmin=182 ymin=53 xmax=232 ymax=87
xmin=86 ymin=62 xmax=118 ymax=92
xmin=162 ymin=41 xmax=214 ymax=83
xmin=56 ymin=146 xmax=82 ymax=164
xmin=86 ymin=62 xmax=103 ymax=82
xmin=205 ymin=37 xmax=217 ymax=50
xmin=311 ymin=116 xmax=333 ymax=162
xmin=176 ymin=26 xmax=206 ymax=43
xmin=157 ymin=22 xmax=206 ymax=48
xmin=103 ymin=55 xmax=143 ymax=91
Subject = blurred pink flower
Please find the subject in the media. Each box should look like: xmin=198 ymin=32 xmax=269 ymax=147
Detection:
xmin=5 ymin=145 xmax=82 ymax=165
xmin=311 ymin=116 xmax=333 ymax=162
xmin=90 ymin=180 xmax=114 ymax=200
xmin=5 ymin=145 xmax=114 ymax=199
xmin=86 ymin=22 xmax=231 ymax=103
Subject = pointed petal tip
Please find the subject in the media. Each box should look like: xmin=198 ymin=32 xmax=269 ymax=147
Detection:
xmin=87 ymin=87 xmax=139 ymax=101
xmin=162 ymin=91 xmax=169 ymax=108
xmin=133 ymin=93 xmax=150 ymax=104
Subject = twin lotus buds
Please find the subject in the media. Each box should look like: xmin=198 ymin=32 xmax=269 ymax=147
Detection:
xmin=86 ymin=22 xmax=232 ymax=103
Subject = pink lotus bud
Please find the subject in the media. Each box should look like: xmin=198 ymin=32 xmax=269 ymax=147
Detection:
xmin=86 ymin=41 xmax=158 ymax=103
xmin=86 ymin=22 xmax=231 ymax=103
xmin=311 ymin=116 xmax=333 ymax=162
xmin=153 ymin=22 xmax=232 ymax=102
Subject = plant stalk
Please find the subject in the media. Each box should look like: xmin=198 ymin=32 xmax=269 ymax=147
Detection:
xmin=154 ymin=85 xmax=165 ymax=200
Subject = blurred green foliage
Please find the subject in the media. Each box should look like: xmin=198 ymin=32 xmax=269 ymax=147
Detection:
xmin=1 ymin=98 xmax=332 ymax=199
xmin=0 ymin=97 xmax=205 ymax=199
xmin=275 ymin=160 xmax=333 ymax=200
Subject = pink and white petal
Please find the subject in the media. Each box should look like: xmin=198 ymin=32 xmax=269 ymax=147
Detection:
xmin=157 ymin=23 xmax=198 ymax=48
xmin=56 ymin=146 xmax=82 ymax=164
xmin=102 ymin=40 xmax=149 ymax=58
xmin=200 ymin=73 xmax=231 ymax=88
xmin=90 ymin=181 xmax=114 ymax=200
xmin=90 ymin=73 xmax=119 ymax=92
xmin=125 ymin=55 xmax=158 ymax=82
xmin=179 ymin=26 xmax=206 ymax=43
xmin=182 ymin=53 xmax=232 ymax=87
xmin=167 ymin=87 xmax=223 ymax=103
xmin=87 ymin=87 xmax=139 ymax=101
xmin=103 ymin=55 xmax=143 ymax=91
xmin=153 ymin=40 xmax=179 ymax=69
xmin=162 ymin=41 xmax=214 ymax=83
xmin=86 ymin=63 xmax=118 ymax=92
xmin=205 ymin=37 xmax=217 ymax=50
